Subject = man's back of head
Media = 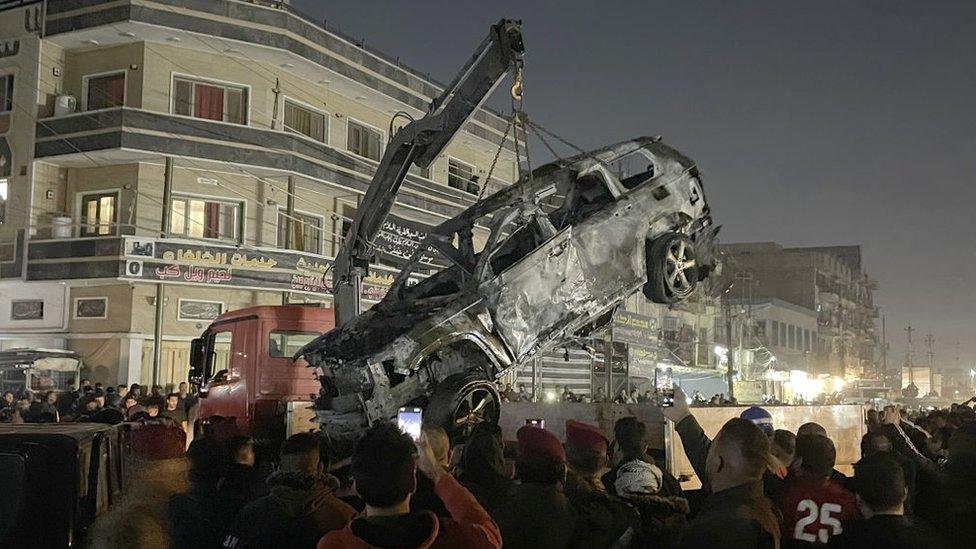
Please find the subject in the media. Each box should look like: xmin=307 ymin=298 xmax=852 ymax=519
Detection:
xmin=794 ymin=434 xmax=836 ymax=478
xmin=352 ymin=422 xmax=416 ymax=509
xmin=614 ymin=416 xmax=648 ymax=460
xmin=854 ymin=453 xmax=905 ymax=516
xmin=709 ymin=417 xmax=770 ymax=487
xmin=280 ymin=432 xmax=322 ymax=476
xmin=772 ymin=429 xmax=796 ymax=465
xmin=797 ymin=422 xmax=828 ymax=438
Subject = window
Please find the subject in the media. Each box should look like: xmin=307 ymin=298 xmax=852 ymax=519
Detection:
xmin=283 ymin=99 xmax=327 ymax=142
xmin=779 ymin=323 xmax=787 ymax=347
xmin=608 ymin=148 xmax=656 ymax=189
xmin=170 ymin=195 xmax=242 ymax=242
xmin=347 ymin=120 xmax=381 ymax=160
xmin=448 ymin=158 xmax=479 ymax=194
xmin=0 ymin=74 xmax=12 ymax=134
xmin=80 ymin=192 xmax=118 ymax=236
xmin=269 ymin=330 xmax=320 ymax=357
xmin=770 ymin=320 xmax=779 ymax=346
xmin=277 ymin=210 xmax=322 ymax=254
xmin=84 ymin=72 xmax=125 ymax=111
xmin=788 ymin=325 xmax=796 ymax=349
xmin=804 ymin=329 xmax=812 ymax=352
xmin=207 ymin=331 xmax=233 ymax=379
xmin=0 ymin=178 xmax=7 ymax=225
xmin=173 ymin=77 xmax=247 ymax=124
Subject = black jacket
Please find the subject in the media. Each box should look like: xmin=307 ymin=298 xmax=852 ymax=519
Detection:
xmin=675 ymin=414 xmax=785 ymax=503
xmin=168 ymin=480 xmax=248 ymax=549
xmin=625 ymin=493 xmax=690 ymax=549
xmin=457 ymin=469 xmax=514 ymax=520
xmin=564 ymin=472 xmax=641 ymax=549
xmin=678 ymin=482 xmax=780 ymax=549
xmin=827 ymin=514 xmax=940 ymax=549
xmin=496 ymin=482 xmax=577 ymax=549
xmin=222 ymin=472 xmax=356 ymax=549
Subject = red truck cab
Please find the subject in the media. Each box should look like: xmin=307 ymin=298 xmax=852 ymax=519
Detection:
xmin=188 ymin=305 xmax=332 ymax=441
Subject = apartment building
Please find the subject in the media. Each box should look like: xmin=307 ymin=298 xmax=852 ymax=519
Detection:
xmin=719 ymin=242 xmax=879 ymax=379
xmin=0 ymin=0 xmax=519 ymax=386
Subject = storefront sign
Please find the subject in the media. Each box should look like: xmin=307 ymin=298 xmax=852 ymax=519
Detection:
xmin=612 ymin=311 xmax=658 ymax=346
xmin=120 ymin=237 xmax=401 ymax=301
xmin=627 ymin=345 xmax=657 ymax=379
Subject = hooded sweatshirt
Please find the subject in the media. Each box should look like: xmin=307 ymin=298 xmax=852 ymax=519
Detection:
xmin=223 ymin=471 xmax=356 ymax=549
xmin=318 ymin=474 xmax=502 ymax=549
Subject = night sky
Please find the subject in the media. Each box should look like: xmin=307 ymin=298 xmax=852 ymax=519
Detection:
xmin=293 ymin=0 xmax=976 ymax=371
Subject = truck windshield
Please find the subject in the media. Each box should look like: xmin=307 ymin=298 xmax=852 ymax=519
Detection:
xmin=269 ymin=331 xmax=320 ymax=358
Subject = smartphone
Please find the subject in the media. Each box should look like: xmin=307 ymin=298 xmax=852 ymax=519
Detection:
xmin=397 ymin=407 xmax=423 ymax=441
xmin=656 ymin=366 xmax=675 ymax=406
xmin=525 ymin=418 xmax=545 ymax=429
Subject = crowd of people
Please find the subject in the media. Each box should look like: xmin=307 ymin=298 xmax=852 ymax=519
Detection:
xmin=0 ymin=378 xmax=195 ymax=436
xmin=149 ymin=386 xmax=976 ymax=549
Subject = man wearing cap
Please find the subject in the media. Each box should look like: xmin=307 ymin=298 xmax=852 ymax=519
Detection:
xmin=495 ymin=425 xmax=577 ymax=549
xmin=563 ymin=419 xmax=640 ymax=548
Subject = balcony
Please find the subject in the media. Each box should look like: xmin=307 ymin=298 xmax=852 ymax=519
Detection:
xmin=35 ymin=108 xmax=504 ymax=220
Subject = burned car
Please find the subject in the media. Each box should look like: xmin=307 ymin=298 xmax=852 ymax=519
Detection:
xmin=299 ymin=136 xmax=717 ymax=450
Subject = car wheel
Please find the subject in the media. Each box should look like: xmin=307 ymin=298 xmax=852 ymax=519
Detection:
xmin=643 ymin=232 xmax=699 ymax=304
xmin=425 ymin=372 xmax=501 ymax=443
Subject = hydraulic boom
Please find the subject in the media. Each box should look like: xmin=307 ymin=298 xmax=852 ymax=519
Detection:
xmin=332 ymin=19 xmax=524 ymax=326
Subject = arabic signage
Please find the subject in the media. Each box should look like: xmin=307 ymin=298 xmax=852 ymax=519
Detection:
xmin=628 ymin=345 xmax=657 ymax=379
xmin=612 ymin=311 xmax=658 ymax=346
xmin=120 ymin=237 xmax=400 ymax=300
xmin=374 ymin=214 xmax=445 ymax=269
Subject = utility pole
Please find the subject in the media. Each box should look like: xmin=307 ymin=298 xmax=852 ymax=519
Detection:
xmin=881 ymin=315 xmax=888 ymax=384
xmin=925 ymin=333 xmax=935 ymax=395
xmin=152 ymin=156 xmax=174 ymax=386
xmin=723 ymin=291 xmax=736 ymax=401
xmin=905 ymin=325 xmax=915 ymax=387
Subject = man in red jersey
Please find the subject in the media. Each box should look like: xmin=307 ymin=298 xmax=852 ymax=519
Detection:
xmin=779 ymin=434 xmax=860 ymax=547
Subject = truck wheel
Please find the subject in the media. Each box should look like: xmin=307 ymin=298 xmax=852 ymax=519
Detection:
xmin=643 ymin=232 xmax=698 ymax=304
xmin=426 ymin=372 xmax=501 ymax=443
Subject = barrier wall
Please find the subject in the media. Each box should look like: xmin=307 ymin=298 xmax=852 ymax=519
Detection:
xmin=500 ymin=402 xmax=866 ymax=490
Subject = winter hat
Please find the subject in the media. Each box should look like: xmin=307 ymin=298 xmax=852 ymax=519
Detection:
xmin=740 ymin=406 xmax=774 ymax=435
xmin=517 ymin=425 xmax=566 ymax=463
xmin=615 ymin=459 xmax=664 ymax=496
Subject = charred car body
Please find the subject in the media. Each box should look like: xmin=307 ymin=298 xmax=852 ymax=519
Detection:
xmin=299 ymin=137 xmax=717 ymax=451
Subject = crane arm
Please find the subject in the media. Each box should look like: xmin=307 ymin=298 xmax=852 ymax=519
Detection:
xmin=332 ymin=19 xmax=524 ymax=326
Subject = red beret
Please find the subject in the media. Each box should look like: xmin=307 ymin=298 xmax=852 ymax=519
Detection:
xmin=517 ymin=425 xmax=566 ymax=463
xmin=565 ymin=419 xmax=609 ymax=454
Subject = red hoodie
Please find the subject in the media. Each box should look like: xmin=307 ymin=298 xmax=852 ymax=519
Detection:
xmin=317 ymin=474 xmax=502 ymax=549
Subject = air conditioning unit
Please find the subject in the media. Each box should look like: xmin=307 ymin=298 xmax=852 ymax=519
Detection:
xmin=54 ymin=95 xmax=77 ymax=117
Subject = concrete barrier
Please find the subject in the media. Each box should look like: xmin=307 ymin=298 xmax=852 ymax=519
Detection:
xmin=500 ymin=402 xmax=667 ymax=449
xmin=500 ymin=402 xmax=866 ymax=489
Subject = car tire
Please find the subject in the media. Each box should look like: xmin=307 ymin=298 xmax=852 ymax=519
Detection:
xmin=425 ymin=371 xmax=501 ymax=443
xmin=643 ymin=232 xmax=699 ymax=304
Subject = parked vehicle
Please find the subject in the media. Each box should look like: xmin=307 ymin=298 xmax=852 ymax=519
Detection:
xmin=0 ymin=348 xmax=82 ymax=395
xmin=0 ymin=423 xmax=127 ymax=548
xmin=188 ymin=305 xmax=330 ymax=441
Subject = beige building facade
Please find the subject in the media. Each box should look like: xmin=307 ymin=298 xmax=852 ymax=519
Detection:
xmin=0 ymin=0 xmax=519 ymax=387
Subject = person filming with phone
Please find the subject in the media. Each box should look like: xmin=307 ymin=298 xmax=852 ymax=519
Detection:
xmin=318 ymin=422 xmax=502 ymax=549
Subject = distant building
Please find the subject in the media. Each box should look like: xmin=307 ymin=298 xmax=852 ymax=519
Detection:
xmin=718 ymin=242 xmax=879 ymax=379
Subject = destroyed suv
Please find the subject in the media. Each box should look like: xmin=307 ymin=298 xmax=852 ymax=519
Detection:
xmin=299 ymin=137 xmax=717 ymax=450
